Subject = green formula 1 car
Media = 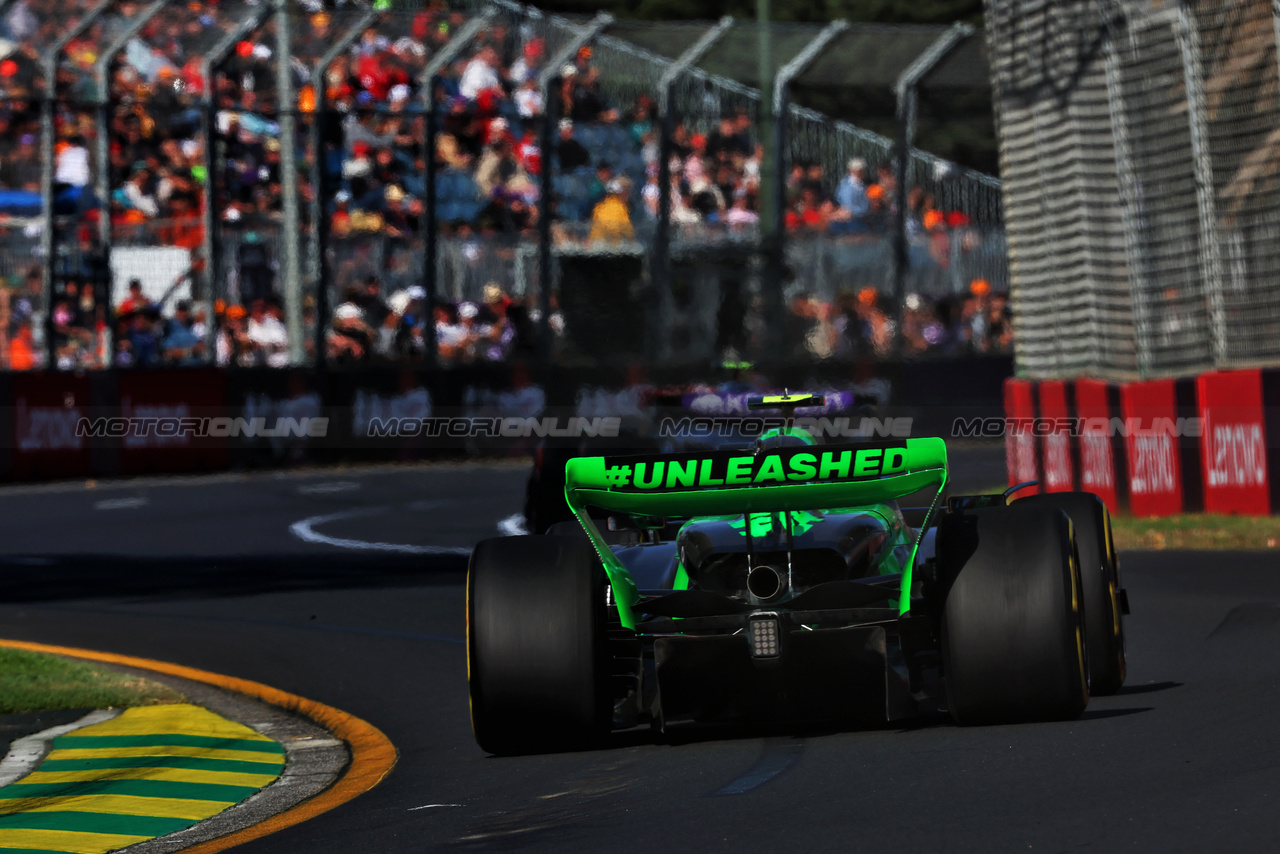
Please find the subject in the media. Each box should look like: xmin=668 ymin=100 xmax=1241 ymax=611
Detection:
xmin=467 ymin=397 xmax=1129 ymax=754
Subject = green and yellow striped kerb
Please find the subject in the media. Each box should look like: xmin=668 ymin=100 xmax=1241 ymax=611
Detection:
xmin=0 ymin=704 xmax=284 ymax=854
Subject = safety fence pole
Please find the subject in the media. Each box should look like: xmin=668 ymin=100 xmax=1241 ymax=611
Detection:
xmin=275 ymin=0 xmax=304 ymax=365
xmin=420 ymin=10 xmax=497 ymax=367
xmin=201 ymin=8 xmax=272 ymax=362
xmin=1102 ymin=19 xmax=1153 ymax=380
xmin=40 ymin=0 xmax=112 ymax=370
xmin=1173 ymin=5 xmax=1225 ymax=369
xmin=771 ymin=20 xmax=847 ymax=354
xmin=536 ymin=12 xmax=612 ymax=363
xmin=654 ymin=17 xmax=733 ymax=361
xmin=892 ymin=21 xmax=974 ymax=357
xmin=309 ymin=7 xmax=379 ymax=372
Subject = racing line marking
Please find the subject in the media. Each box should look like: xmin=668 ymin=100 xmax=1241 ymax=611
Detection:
xmin=712 ymin=739 xmax=805 ymax=796
xmin=289 ymin=506 xmax=471 ymax=555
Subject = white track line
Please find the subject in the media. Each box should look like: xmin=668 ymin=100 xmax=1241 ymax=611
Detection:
xmin=0 ymin=709 xmax=121 ymax=787
xmin=289 ymin=506 xmax=471 ymax=556
xmin=297 ymin=481 xmax=361 ymax=496
xmin=94 ymin=496 xmax=149 ymax=510
xmin=408 ymin=804 xmax=464 ymax=811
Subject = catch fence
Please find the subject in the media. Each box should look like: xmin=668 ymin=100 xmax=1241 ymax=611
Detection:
xmin=987 ymin=0 xmax=1280 ymax=380
xmin=0 ymin=0 xmax=1006 ymax=371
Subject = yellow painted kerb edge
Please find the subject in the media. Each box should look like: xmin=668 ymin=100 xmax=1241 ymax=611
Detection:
xmin=0 ymin=638 xmax=397 ymax=853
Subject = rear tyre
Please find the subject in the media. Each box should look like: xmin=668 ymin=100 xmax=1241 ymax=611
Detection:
xmin=1021 ymin=492 xmax=1126 ymax=694
xmin=468 ymin=535 xmax=611 ymax=754
xmin=938 ymin=503 xmax=1089 ymax=725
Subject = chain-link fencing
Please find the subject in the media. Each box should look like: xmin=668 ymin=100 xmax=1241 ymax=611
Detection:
xmin=988 ymin=0 xmax=1280 ymax=380
xmin=1 ymin=0 xmax=1007 ymax=371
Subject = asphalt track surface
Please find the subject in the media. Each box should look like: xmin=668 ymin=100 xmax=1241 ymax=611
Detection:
xmin=0 ymin=447 xmax=1278 ymax=852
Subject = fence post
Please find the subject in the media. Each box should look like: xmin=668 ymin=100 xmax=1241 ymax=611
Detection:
xmin=309 ymin=9 xmax=378 ymax=372
xmin=202 ymin=9 xmax=271 ymax=363
xmin=88 ymin=0 xmax=166 ymax=369
xmin=655 ymin=16 xmax=733 ymax=361
xmin=275 ymin=0 xmax=304 ymax=365
xmin=771 ymin=20 xmax=847 ymax=354
xmin=94 ymin=1 xmax=166 ymax=249
xmin=1102 ymin=21 xmax=1152 ymax=380
xmin=536 ymin=12 xmax=613 ymax=363
xmin=40 ymin=0 xmax=112 ymax=371
xmin=892 ymin=21 xmax=974 ymax=356
xmin=420 ymin=11 xmax=497 ymax=367
xmin=1174 ymin=5 xmax=1226 ymax=369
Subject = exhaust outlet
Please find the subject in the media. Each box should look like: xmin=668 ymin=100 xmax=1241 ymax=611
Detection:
xmin=747 ymin=564 xmax=787 ymax=602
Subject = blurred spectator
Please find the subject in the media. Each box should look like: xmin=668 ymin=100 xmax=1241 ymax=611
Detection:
xmin=724 ymin=189 xmax=758 ymax=230
xmin=118 ymin=278 xmax=151 ymax=315
xmin=459 ymin=45 xmax=502 ymax=102
xmin=557 ymin=120 xmax=590 ymax=172
xmin=162 ymin=299 xmax=202 ymax=364
xmin=246 ymin=298 xmax=288 ymax=368
xmin=588 ymin=179 xmax=633 ymax=243
xmin=835 ymin=158 xmax=869 ymax=221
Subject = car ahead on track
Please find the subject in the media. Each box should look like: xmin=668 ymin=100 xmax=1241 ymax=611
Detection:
xmin=468 ymin=397 xmax=1129 ymax=754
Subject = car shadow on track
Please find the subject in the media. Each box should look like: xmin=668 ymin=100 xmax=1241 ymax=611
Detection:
xmin=1113 ymin=680 xmax=1183 ymax=695
xmin=0 ymin=553 xmax=468 ymax=603
xmin=1078 ymin=706 xmax=1154 ymax=720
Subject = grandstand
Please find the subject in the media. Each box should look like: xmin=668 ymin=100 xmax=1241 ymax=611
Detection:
xmin=0 ymin=0 xmax=1009 ymax=371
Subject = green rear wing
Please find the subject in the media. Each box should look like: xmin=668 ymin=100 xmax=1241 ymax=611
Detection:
xmin=563 ymin=438 xmax=949 ymax=628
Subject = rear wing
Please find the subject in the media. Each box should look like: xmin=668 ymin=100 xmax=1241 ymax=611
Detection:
xmin=564 ymin=438 xmax=948 ymax=627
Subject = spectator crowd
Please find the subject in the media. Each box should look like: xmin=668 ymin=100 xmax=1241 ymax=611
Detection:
xmin=0 ymin=0 xmax=1010 ymax=371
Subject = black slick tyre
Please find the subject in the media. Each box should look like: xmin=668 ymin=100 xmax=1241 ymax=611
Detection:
xmin=1021 ymin=491 xmax=1126 ymax=694
xmin=938 ymin=503 xmax=1089 ymax=725
xmin=467 ymin=535 xmax=611 ymax=754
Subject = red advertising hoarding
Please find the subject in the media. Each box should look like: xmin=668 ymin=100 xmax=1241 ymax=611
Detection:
xmin=1197 ymin=369 xmax=1269 ymax=515
xmin=115 ymin=368 xmax=228 ymax=475
xmin=1073 ymin=379 xmax=1120 ymax=513
xmin=10 ymin=372 xmax=94 ymax=480
xmin=1004 ymin=378 xmax=1039 ymax=494
xmin=1120 ymin=379 xmax=1183 ymax=517
xmin=1037 ymin=380 xmax=1074 ymax=493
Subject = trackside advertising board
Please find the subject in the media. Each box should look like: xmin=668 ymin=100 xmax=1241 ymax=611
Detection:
xmin=10 ymin=372 xmax=94 ymax=480
xmin=1121 ymin=379 xmax=1183 ymax=517
xmin=1197 ymin=370 xmax=1269 ymax=515
xmin=115 ymin=369 xmax=229 ymax=475
xmin=1073 ymin=379 xmax=1120 ymax=513
xmin=1003 ymin=378 xmax=1039 ymax=494
xmin=1037 ymin=380 xmax=1074 ymax=493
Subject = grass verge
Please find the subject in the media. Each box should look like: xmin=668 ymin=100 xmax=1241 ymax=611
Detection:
xmin=0 ymin=648 xmax=183 ymax=715
xmin=1110 ymin=513 xmax=1280 ymax=551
